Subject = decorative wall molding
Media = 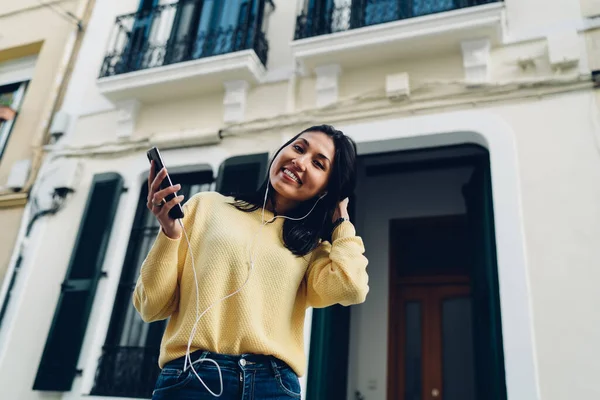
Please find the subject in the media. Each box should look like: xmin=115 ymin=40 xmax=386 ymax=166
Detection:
xmin=115 ymin=99 xmax=141 ymax=139
xmin=223 ymin=80 xmax=250 ymax=123
xmin=314 ymin=64 xmax=342 ymax=108
xmin=461 ymin=38 xmax=491 ymax=85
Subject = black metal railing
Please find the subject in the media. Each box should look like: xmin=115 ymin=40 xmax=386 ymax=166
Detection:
xmin=294 ymin=0 xmax=501 ymax=40
xmin=91 ymin=346 xmax=160 ymax=398
xmin=100 ymin=0 xmax=270 ymax=78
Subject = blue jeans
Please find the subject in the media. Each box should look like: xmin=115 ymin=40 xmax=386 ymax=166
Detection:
xmin=151 ymin=351 xmax=302 ymax=400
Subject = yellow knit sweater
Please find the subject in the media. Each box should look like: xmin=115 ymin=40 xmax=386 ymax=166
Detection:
xmin=133 ymin=192 xmax=369 ymax=376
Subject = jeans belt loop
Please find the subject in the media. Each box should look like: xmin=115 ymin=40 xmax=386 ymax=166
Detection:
xmin=269 ymin=358 xmax=280 ymax=378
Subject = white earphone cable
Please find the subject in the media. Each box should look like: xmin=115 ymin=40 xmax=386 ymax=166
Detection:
xmin=177 ymin=185 xmax=327 ymax=397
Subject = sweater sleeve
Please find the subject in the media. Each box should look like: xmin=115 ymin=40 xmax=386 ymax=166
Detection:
xmin=305 ymin=221 xmax=369 ymax=308
xmin=132 ymin=195 xmax=199 ymax=322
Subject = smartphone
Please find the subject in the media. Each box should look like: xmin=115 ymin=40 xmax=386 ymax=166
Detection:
xmin=146 ymin=147 xmax=185 ymax=219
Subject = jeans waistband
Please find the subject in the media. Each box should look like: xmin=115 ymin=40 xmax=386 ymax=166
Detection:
xmin=164 ymin=350 xmax=291 ymax=372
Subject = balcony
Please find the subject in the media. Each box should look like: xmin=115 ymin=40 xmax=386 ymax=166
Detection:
xmin=90 ymin=346 xmax=160 ymax=398
xmin=97 ymin=0 xmax=273 ymax=103
xmin=291 ymin=0 xmax=505 ymax=71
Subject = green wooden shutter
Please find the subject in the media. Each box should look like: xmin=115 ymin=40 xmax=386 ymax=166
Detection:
xmin=215 ymin=152 xmax=269 ymax=195
xmin=306 ymin=192 xmax=356 ymax=400
xmin=33 ymin=173 xmax=123 ymax=391
xmin=462 ymin=155 xmax=508 ymax=400
xmin=306 ymin=305 xmax=351 ymax=400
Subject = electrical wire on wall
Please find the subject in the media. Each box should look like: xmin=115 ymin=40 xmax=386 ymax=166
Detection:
xmin=34 ymin=0 xmax=83 ymax=30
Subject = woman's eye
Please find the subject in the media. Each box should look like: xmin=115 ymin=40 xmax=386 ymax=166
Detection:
xmin=314 ymin=161 xmax=324 ymax=169
xmin=293 ymin=145 xmax=303 ymax=153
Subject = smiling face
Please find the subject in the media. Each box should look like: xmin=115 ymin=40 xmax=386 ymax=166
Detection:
xmin=269 ymin=130 xmax=336 ymax=212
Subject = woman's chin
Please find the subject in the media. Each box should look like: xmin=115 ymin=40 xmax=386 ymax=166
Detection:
xmin=272 ymin=177 xmax=294 ymax=192
xmin=273 ymin=186 xmax=297 ymax=201
xmin=271 ymin=181 xmax=303 ymax=203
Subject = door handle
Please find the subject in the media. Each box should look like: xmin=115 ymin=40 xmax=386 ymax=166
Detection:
xmin=432 ymin=388 xmax=440 ymax=397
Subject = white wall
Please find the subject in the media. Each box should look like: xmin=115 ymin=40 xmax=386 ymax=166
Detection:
xmin=504 ymin=0 xmax=582 ymax=39
xmin=493 ymin=93 xmax=600 ymax=400
xmin=263 ymin=0 xmax=297 ymax=71
xmin=347 ymin=162 xmax=475 ymax=400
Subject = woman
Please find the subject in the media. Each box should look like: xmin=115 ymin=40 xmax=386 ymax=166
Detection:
xmin=134 ymin=125 xmax=369 ymax=399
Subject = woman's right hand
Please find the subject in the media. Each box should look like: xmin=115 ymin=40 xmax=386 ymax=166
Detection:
xmin=147 ymin=161 xmax=184 ymax=239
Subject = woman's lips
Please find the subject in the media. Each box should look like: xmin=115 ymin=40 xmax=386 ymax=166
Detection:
xmin=281 ymin=168 xmax=301 ymax=185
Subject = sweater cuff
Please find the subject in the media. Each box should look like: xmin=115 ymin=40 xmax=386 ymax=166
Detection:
xmin=332 ymin=220 xmax=356 ymax=241
xmin=151 ymin=229 xmax=182 ymax=257
xmin=140 ymin=229 xmax=181 ymax=281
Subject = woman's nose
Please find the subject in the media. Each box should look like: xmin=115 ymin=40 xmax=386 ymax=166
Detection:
xmin=292 ymin=157 xmax=307 ymax=171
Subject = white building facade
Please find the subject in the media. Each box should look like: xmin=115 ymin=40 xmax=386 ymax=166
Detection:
xmin=0 ymin=1 xmax=599 ymax=400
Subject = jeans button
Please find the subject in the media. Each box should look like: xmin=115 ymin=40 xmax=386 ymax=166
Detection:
xmin=240 ymin=359 xmax=247 ymax=367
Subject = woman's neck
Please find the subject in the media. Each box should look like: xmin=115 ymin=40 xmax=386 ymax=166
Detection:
xmin=268 ymin=193 xmax=298 ymax=215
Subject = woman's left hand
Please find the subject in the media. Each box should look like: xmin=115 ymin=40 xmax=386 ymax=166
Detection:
xmin=332 ymin=198 xmax=350 ymax=222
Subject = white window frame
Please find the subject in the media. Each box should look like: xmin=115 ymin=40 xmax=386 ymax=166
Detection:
xmin=0 ymin=55 xmax=37 ymax=87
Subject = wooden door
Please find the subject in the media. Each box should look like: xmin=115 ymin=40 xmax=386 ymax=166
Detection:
xmin=389 ymin=282 xmax=476 ymax=400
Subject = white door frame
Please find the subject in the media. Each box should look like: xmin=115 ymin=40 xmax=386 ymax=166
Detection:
xmin=340 ymin=109 xmax=540 ymax=400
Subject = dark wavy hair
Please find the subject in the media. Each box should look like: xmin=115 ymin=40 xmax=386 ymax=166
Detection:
xmin=232 ymin=125 xmax=357 ymax=256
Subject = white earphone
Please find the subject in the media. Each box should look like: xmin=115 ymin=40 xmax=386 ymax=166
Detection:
xmin=178 ymin=182 xmax=329 ymax=397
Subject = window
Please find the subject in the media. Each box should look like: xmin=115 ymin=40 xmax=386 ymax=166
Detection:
xmin=100 ymin=0 xmax=272 ymax=77
xmin=91 ymin=153 xmax=267 ymax=398
xmin=167 ymin=0 xmax=262 ymax=63
xmin=91 ymin=153 xmax=268 ymax=398
xmin=294 ymin=0 xmax=500 ymax=39
xmin=91 ymin=171 xmax=214 ymax=398
xmin=0 ymin=81 xmax=27 ymax=160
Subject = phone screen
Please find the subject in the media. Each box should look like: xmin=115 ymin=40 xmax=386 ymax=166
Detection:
xmin=146 ymin=147 xmax=184 ymax=219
